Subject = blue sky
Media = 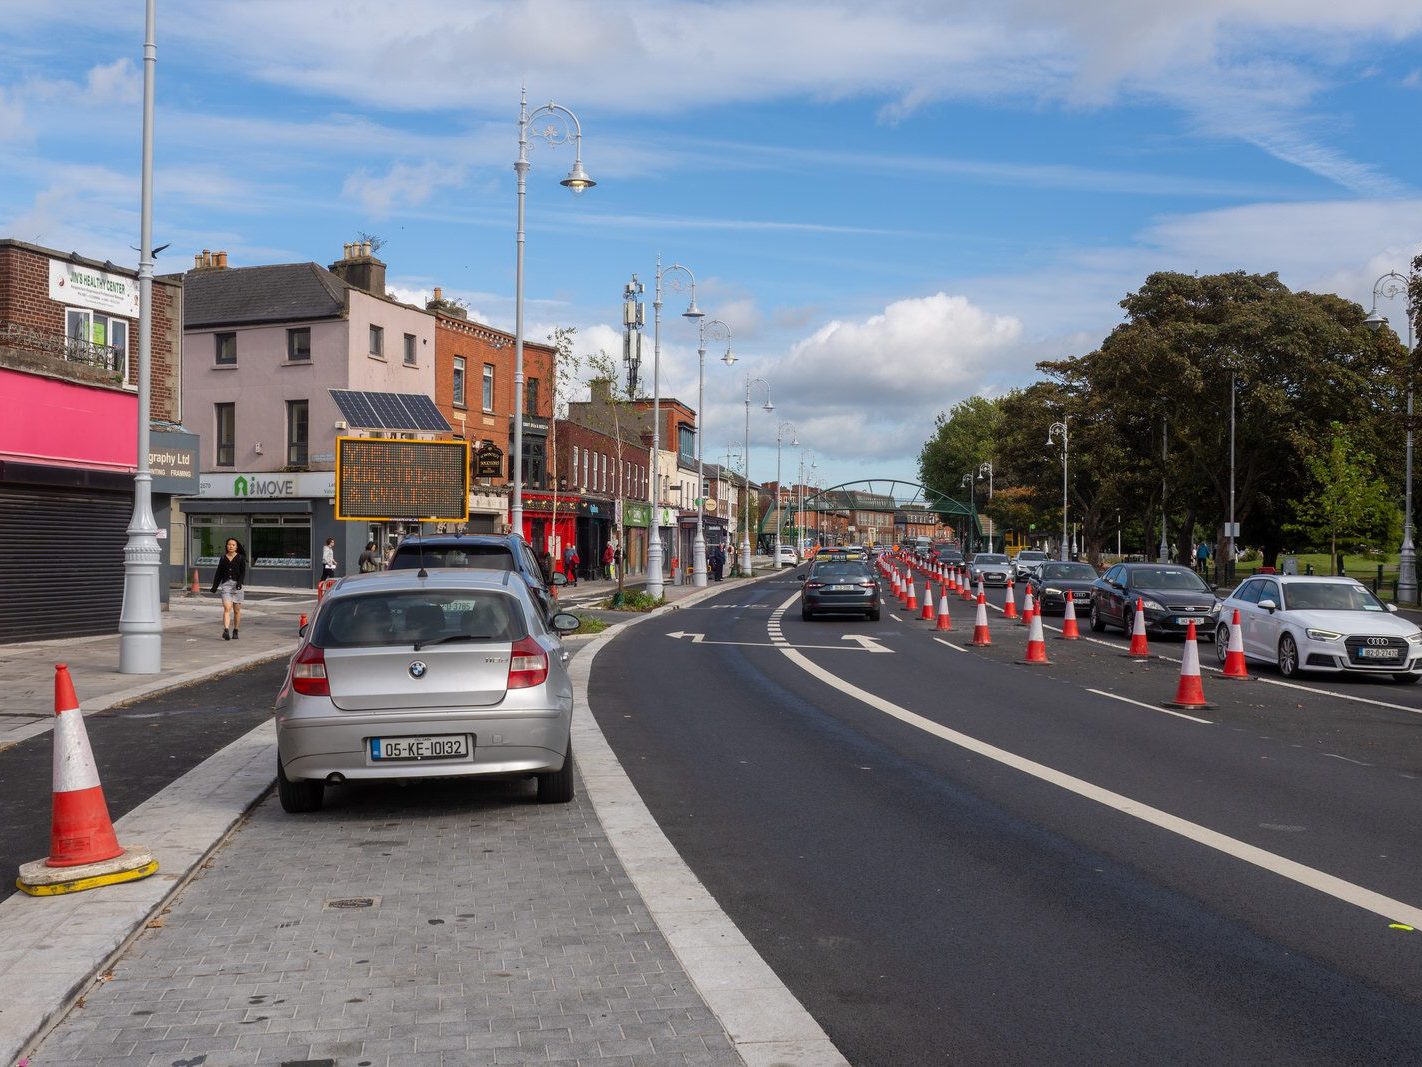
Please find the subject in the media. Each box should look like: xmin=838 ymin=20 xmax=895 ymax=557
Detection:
xmin=3 ymin=1 xmax=1421 ymax=492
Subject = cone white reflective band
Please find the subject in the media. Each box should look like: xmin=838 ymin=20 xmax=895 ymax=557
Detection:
xmin=1228 ymin=618 xmax=1245 ymax=653
xmin=53 ymin=706 xmax=101 ymax=793
xmin=1182 ymin=634 xmax=1201 ymax=676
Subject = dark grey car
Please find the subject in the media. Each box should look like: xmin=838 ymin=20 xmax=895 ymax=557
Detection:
xmin=800 ymin=560 xmax=881 ymax=621
xmin=1089 ymin=562 xmax=1220 ymax=638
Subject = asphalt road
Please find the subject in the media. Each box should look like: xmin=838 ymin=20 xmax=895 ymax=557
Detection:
xmin=589 ymin=565 xmax=1422 ymax=1065
xmin=0 ymin=660 xmax=286 ymax=902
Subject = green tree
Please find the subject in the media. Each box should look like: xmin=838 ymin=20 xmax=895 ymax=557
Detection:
xmin=918 ymin=396 xmax=1002 ymax=500
xmin=1286 ymin=422 xmax=1396 ymax=568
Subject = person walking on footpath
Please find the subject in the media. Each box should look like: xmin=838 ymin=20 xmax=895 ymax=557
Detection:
xmin=602 ymin=541 xmax=616 ymax=581
xmin=321 ymin=537 xmax=338 ymax=583
xmin=709 ymin=543 xmax=725 ymax=581
xmin=1195 ymin=540 xmax=1210 ymax=575
xmin=358 ymin=540 xmax=381 ymax=573
xmin=210 ymin=538 xmax=247 ymax=641
xmin=563 ymin=544 xmax=579 ymax=586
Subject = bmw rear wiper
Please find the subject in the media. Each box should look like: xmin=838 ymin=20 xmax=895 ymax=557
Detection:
xmin=413 ymin=634 xmax=494 ymax=651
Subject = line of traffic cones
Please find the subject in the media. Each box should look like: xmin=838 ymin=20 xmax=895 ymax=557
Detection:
xmin=16 ymin=665 xmax=158 ymax=896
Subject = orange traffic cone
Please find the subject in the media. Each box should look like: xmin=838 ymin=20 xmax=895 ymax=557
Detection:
xmin=947 ymin=568 xmax=958 ymax=595
xmin=1020 ymin=606 xmax=1051 ymax=664
xmin=921 ymin=590 xmax=936 ymax=621
xmin=1020 ymin=590 xmax=1035 ymax=626
xmin=189 ymin=567 xmax=201 ymax=595
xmin=1165 ymin=622 xmax=1216 ymax=708
xmin=1221 ymin=609 xmax=1249 ymax=679
xmin=905 ymin=580 xmax=918 ymax=613
xmin=1058 ymin=591 xmax=1080 ymax=640
xmin=1125 ymin=598 xmax=1150 ymax=658
xmin=971 ymin=592 xmax=992 ymax=645
xmin=16 ymin=666 xmax=158 ymax=896
xmin=935 ymin=592 xmax=953 ymax=631
xmin=1003 ymin=580 xmax=1018 ymax=620
xmin=960 ymin=567 xmax=975 ymax=601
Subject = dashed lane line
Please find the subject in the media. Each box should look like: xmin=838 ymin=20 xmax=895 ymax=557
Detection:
xmin=771 ymin=590 xmax=1422 ymax=930
xmin=1085 ymin=687 xmax=1213 ymax=725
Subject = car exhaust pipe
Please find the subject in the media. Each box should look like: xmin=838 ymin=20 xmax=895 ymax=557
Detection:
xmin=326 ymin=772 xmax=345 ymax=786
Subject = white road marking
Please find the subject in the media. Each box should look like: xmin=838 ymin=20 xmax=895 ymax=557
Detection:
xmin=933 ymin=638 xmax=968 ymax=653
xmin=1085 ymin=688 xmax=1213 ymax=725
xmin=665 ymin=631 xmax=890 ymax=653
xmin=769 ymin=590 xmax=1422 ymax=928
xmin=1324 ymin=753 xmax=1372 ymax=767
xmin=841 ymin=634 xmax=891 ymax=653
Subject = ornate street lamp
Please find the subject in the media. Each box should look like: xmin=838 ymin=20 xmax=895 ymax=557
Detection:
xmin=1047 ymin=419 xmax=1068 ymax=561
xmin=740 ymin=375 xmax=773 ymax=574
xmin=511 ymin=88 xmax=594 ymax=540
xmin=1365 ymin=270 xmax=1418 ymax=602
xmin=690 ymin=318 xmax=733 ymax=587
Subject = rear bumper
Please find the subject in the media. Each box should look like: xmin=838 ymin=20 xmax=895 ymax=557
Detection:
xmin=277 ymin=708 xmax=570 ymax=782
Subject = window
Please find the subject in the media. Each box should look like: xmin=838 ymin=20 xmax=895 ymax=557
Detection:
xmin=525 ymin=377 xmax=539 ymax=415
xmin=369 ymin=324 xmax=384 ymax=358
xmin=286 ymin=400 xmax=309 ymax=466
xmin=64 ymin=308 xmax=129 ymax=381
xmin=678 ymin=424 xmax=695 ymax=461
xmin=286 ymin=327 xmax=311 ymax=361
xmin=452 ymin=357 xmax=466 ymax=407
xmin=571 ymin=446 xmax=580 ymax=485
xmin=522 ymin=438 xmax=545 ymax=490
xmin=403 ymin=333 xmax=417 ymax=366
xmin=482 ymin=364 xmax=495 ymax=411
xmin=215 ymin=403 xmax=235 ymax=467
xmin=215 ymin=332 xmax=237 ymax=365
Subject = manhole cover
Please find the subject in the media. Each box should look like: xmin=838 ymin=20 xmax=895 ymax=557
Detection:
xmin=323 ymin=896 xmax=380 ymax=910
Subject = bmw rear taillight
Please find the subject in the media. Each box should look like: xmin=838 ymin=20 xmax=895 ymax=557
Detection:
xmin=507 ymin=636 xmax=549 ymax=689
xmin=291 ymin=643 xmax=329 ymax=696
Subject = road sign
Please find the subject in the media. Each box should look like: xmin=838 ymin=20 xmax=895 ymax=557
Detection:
xmin=1222 ymin=522 xmax=1240 ymax=538
xmin=335 ymin=436 xmax=470 ymax=521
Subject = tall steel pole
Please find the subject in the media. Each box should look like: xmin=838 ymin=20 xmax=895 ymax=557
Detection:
xmin=1366 ymin=271 xmax=1417 ymax=602
xmin=741 ymin=375 xmax=771 ymax=575
xmin=1229 ymin=372 xmax=1237 ymax=581
xmin=1047 ymin=420 xmax=1068 ymax=561
xmin=511 ymin=90 xmax=593 ymax=541
xmin=118 ymin=0 xmax=161 ymax=674
xmin=774 ymin=422 xmax=796 ymax=561
xmin=647 ymin=259 xmax=700 ymax=598
xmin=1158 ymin=416 xmax=1169 ymax=564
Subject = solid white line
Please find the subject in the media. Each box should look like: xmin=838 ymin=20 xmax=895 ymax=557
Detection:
xmin=890 ymin=614 xmax=903 ymax=622
xmin=769 ymin=591 xmax=1422 ymax=928
xmin=933 ymin=637 xmax=968 ymax=653
xmin=1085 ymin=688 xmax=1213 ymax=725
xmin=1323 ymin=753 xmax=1372 ymax=766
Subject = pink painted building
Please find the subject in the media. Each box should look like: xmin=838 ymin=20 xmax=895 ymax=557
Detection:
xmin=0 ymin=238 xmax=194 ymax=642
xmin=177 ymin=243 xmax=439 ymax=587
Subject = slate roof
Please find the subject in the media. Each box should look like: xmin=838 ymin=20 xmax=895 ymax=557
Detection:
xmin=183 ymin=263 xmax=349 ymax=328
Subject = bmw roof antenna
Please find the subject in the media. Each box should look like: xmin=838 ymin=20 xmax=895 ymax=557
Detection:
xmin=417 ymin=520 xmax=433 ymax=579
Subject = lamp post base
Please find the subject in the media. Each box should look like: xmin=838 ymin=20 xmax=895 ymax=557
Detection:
xmin=1398 ymin=533 xmax=1417 ymax=605
xmin=739 ymin=536 xmax=751 ymax=578
xmin=692 ymin=529 xmax=707 ymax=588
xmin=647 ymin=535 xmax=664 ymax=602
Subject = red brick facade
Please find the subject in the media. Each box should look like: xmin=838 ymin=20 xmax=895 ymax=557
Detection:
xmin=1 ymin=239 xmax=182 ymax=423
xmin=548 ymin=419 xmax=649 ymax=501
xmin=431 ymin=301 xmax=554 ymax=486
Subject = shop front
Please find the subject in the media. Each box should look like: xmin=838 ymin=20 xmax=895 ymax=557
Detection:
xmin=676 ymin=512 xmax=729 ymax=582
xmin=519 ymin=491 xmax=577 ymax=575
xmin=622 ymin=500 xmax=651 ymax=576
xmin=183 ymin=470 xmax=351 ymax=589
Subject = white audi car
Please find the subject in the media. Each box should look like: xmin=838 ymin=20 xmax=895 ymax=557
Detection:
xmin=1215 ymin=574 xmax=1422 ymax=682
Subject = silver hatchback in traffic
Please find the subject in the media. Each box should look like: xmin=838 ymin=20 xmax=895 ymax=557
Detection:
xmin=274 ymin=570 xmax=581 ymax=812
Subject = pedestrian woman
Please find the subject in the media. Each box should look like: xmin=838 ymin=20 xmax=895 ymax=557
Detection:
xmin=358 ymin=540 xmax=380 ymax=573
xmin=602 ymin=541 xmax=615 ymax=581
xmin=321 ymin=537 xmax=338 ymax=582
xmin=210 ymin=537 xmax=247 ymax=641
xmin=563 ymin=544 xmax=579 ymax=587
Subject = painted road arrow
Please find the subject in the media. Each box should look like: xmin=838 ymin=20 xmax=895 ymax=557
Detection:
xmin=666 ymin=632 xmax=893 ymax=653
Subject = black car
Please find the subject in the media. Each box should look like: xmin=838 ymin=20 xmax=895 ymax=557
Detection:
xmin=386 ymin=534 xmax=562 ymax=621
xmin=931 ymin=543 xmax=965 ymax=566
xmin=799 ymin=559 xmax=881 ymax=621
xmin=1027 ymin=561 xmax=1099 ymax=615
xmin=1089 ymin=562 xmax=1220 ymax=638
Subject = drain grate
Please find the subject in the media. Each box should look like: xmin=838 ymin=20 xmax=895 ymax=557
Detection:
xmin=323 ymin=896 xmax=380 ymax=910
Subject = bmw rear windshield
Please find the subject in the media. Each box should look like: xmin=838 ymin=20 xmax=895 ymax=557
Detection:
xmin=388 ymin=544 xmax=514 ymax=570
xmin=314 ymin=591 xmax=527 ymax=648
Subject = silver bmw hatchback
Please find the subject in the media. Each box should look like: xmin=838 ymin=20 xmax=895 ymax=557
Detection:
xmin=274 ymin=569 xmax=581 ymax=813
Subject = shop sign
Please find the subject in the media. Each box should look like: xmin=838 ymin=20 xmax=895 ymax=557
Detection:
xmin=523 ymin=494 xmax=579 ymax=515
xmin=622 ymin=501 xmax=652 ymax=527
xmin=578 ymin=498 xmax=612 ymax=517
xmin=198 ymin=471 xmax=337 ymax=498
xmin=148 ymin=431 xmax=200 ymax=494
xmin=520 ymin=416 xmax=550 ymax=434
xmin=48 ymin=258 xmax=140 ymax=316
xmin=254 ymin=556 xmax=312 ymax=568
xmin=475 ymin=443 xmax=504 ymax=479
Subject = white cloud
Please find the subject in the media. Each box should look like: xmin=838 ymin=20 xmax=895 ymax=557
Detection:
xmin=0 ymin=87 xmax=25 ymax=144
xmin=341 ymin=161 xmax=467 ymax=216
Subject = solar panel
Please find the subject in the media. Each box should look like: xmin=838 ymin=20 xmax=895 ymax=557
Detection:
xmin=329 ymin=389 xmax=451 ymax=432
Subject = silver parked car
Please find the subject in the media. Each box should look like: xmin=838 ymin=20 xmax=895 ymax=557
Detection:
xmin=274 ymin=570 xmax=582 ymax=812
xmin=967 ymin=552 xmax=1012 ymax=587
xmin=1215 ymin=574 xmax=1422 ymax=682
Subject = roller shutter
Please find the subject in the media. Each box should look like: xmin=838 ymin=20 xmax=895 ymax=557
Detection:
xmin=0 ymin=485 xmax=131 ymax=643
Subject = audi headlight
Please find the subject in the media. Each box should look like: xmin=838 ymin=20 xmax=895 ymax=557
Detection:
xmin=1139 ymin=597 xmax=1165 ymax=612
xmin=1306 ymin=628 xmax=1343 ymax=641
xmin=1407 ymin=631 xmax=1422 ymax=646
xmin=1044 ymin=587 xmax=1062 ymax=596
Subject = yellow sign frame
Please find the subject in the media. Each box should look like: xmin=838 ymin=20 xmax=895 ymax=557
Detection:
xmin=334 ymin=436 xmax=471 ymax=522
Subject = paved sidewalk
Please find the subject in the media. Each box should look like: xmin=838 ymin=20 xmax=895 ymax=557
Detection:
xmin=6 ymin=564 xmax=844 ymax=1066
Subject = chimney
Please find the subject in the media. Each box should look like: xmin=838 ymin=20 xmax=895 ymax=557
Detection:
xmin=216 ymin=251 xmax=227 ymax=268
xmin=328 ymin=241 xmax=386 ymax=297
xmin=425 ymin=285 xmax=466 ymax=319
xmin=191 ymin=249 xmax=229 ymax=271
xmin=433 ymin=286 xmax=443 ymax=302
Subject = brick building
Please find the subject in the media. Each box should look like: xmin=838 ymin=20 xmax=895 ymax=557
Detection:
xmin=427 ymin=288 xmax=555 ymax=534
xmin=542 ymin=417 xmax=651 ymax=580
xmin=0 ymin=238 xmax=194 ymax=642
